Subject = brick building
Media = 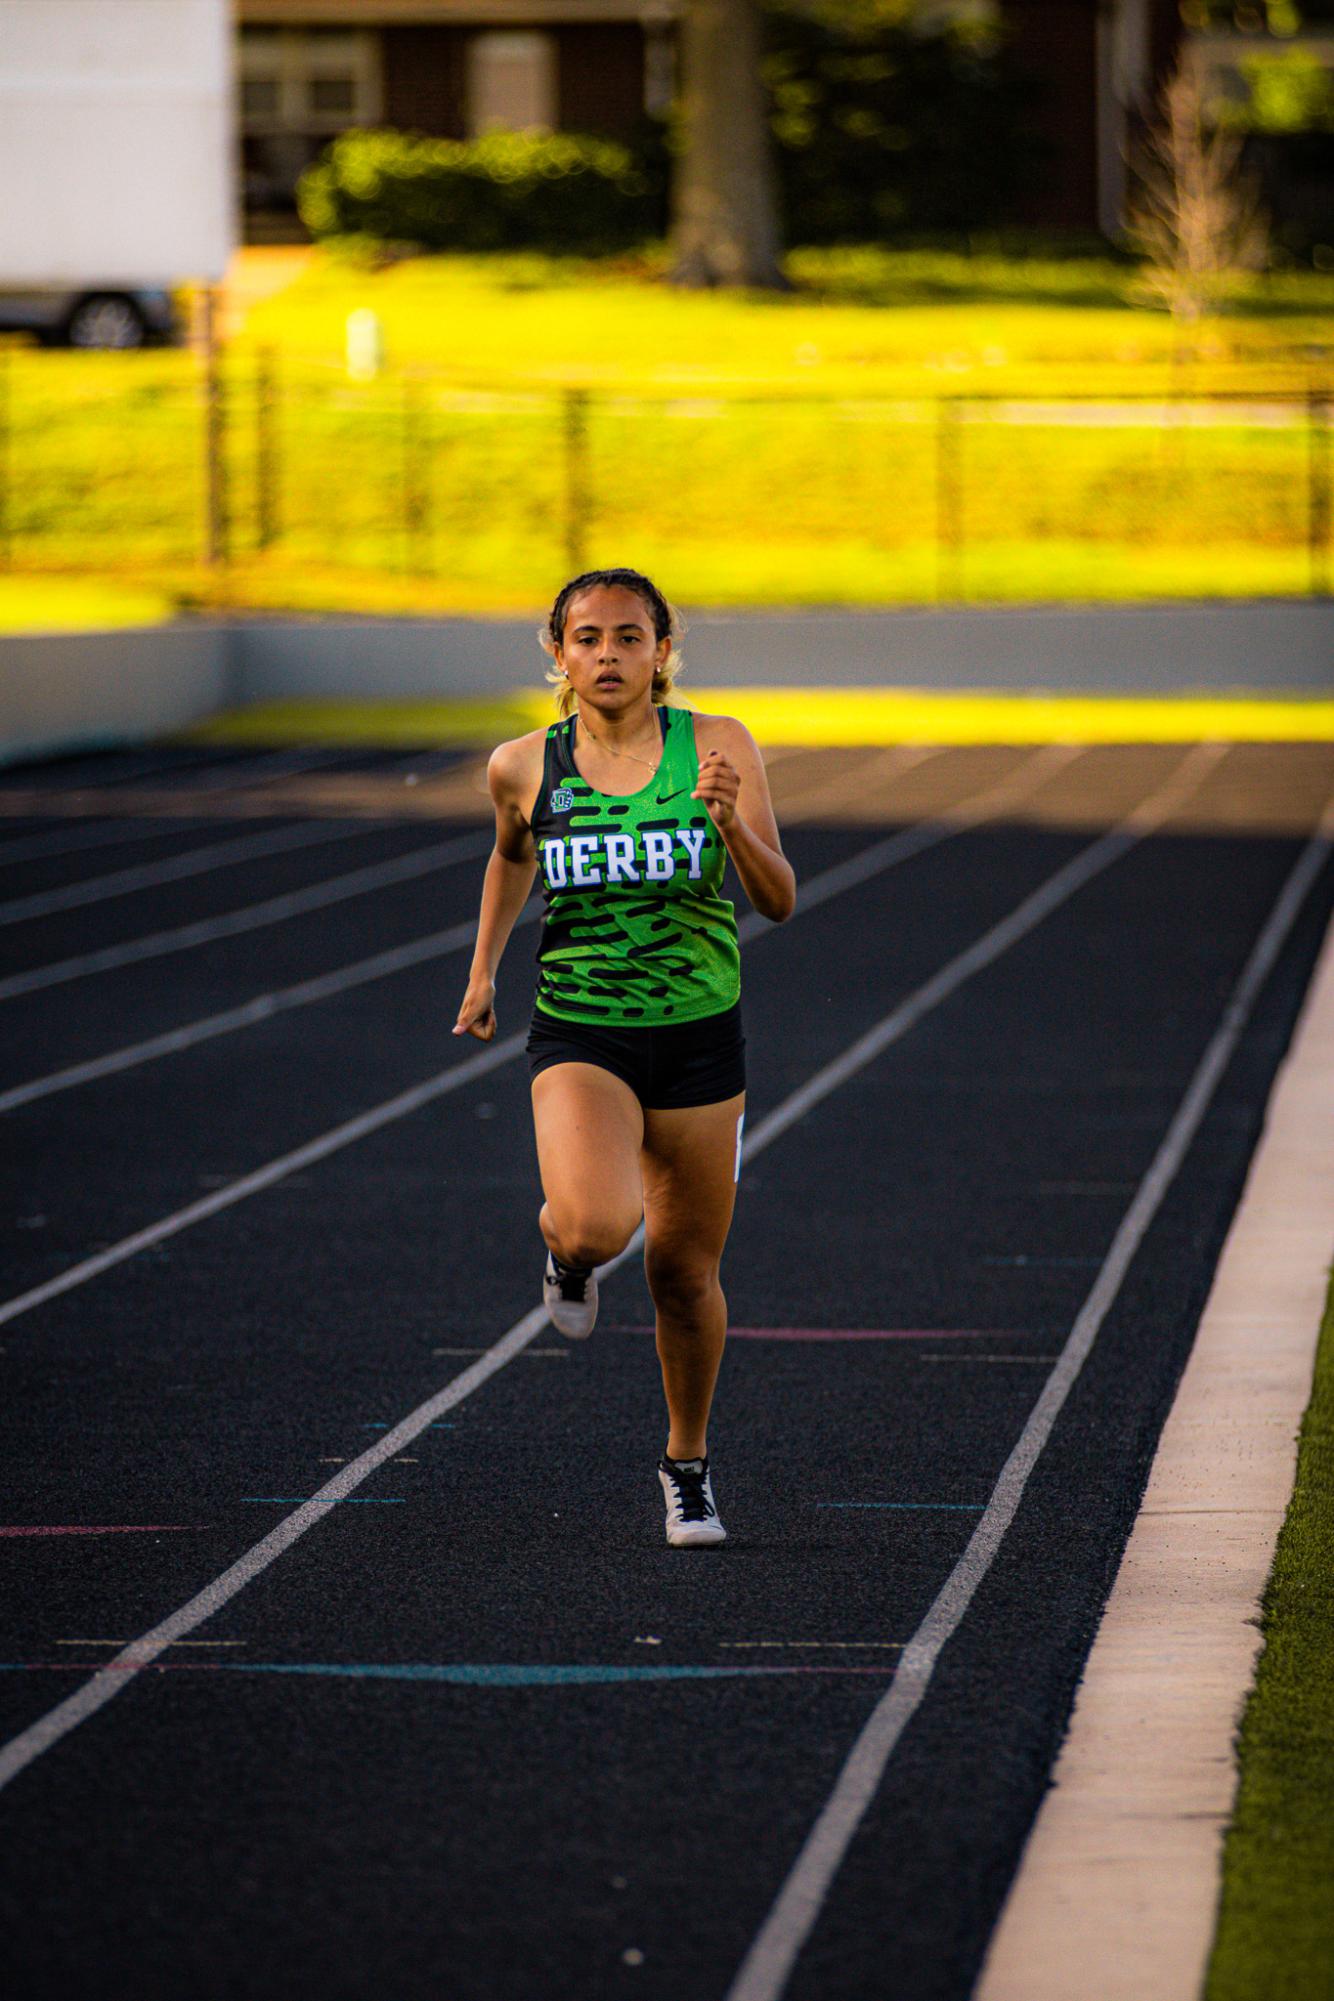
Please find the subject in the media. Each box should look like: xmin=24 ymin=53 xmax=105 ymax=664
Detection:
xmin=235 ymin=0 xmax=1184 ymax=236
xmin=237 ymin=0 xmax=673 ymax=212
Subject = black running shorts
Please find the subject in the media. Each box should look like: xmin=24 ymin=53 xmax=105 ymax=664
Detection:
xmin=525 ymin=999 xmax=746 ymax=1110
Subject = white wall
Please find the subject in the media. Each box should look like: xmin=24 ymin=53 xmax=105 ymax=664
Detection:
xmin=0 ymin=625 xmax=232 ymax=767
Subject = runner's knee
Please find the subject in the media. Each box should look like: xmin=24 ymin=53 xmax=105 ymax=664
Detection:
xmin=645 ymin=1247 xmax=722 ymax=1320
xmin=550 ymin=1205 xmax=641 ymax=1269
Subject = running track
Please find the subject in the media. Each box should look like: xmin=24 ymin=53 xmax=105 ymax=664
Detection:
xmin=1 ymin=738 xmax=1331 ymax=2001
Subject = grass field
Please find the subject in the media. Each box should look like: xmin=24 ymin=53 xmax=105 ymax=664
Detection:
xmin=236 ymin=245 xmax=1334 ymax=396
xmin=1205 ymin=1271 xmax=1334 ymax=2001
xmin=0 ymin=577 xmax=174 ymax=634
xmin=4 ymin=246 xmax=1332 ymax=622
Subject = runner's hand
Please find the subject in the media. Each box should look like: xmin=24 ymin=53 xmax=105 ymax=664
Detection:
xmin=693 ymin=749 xmax=740 ymax=830
xmin=454 ymin=976 xmax=497 ymax=1041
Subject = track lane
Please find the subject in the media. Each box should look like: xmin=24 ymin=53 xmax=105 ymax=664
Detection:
xmin=1 ymin=753 xmax=1086 ymax=1316
xmin=0 ymin=746 xmax=1067 ymax=1111
xmin=729 ymin=804 xmax=1334 ymax=2001
xmin=0 ymin=827 xmax=494 ymax=991
xmin=0 ymin=746 xmax=1220 ymax=1760
xmin=2 ymin=746 xmax=1332 ymax=2001
xmin=0 ymin=834 xmax=1327 ymax=1995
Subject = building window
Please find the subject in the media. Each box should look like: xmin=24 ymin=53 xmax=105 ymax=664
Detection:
xmin=238 ymin=30 xmax=382 ymax=138
xmin=240 ymin=75 xmax=281 ymax=124
xmin=467 ymin=31 xmax=555 ymax=135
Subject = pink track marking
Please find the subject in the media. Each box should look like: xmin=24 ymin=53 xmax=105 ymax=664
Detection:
xmin=726 ymin=1328 xmax=1007 ymax=1342
xmin=0 ymin=1526 xmax=201 ymax=1538
xmin=607 ymin=1325 xmax=1008 ymax=1342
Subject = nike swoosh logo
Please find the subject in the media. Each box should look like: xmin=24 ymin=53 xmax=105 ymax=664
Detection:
xmin=657 ymin=788 xmax=687 ymax=804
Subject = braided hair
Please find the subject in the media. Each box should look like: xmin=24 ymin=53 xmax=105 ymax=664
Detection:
xmin=541 ymin=568 xmax=685 ymax=719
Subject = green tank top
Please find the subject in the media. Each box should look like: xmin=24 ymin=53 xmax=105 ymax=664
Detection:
xmin=528 ymin=704 xmax=741 ymax=1026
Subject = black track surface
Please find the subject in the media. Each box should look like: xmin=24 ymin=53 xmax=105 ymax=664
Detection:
xmin=1 ymin=744 xmax=1331 ymax=2001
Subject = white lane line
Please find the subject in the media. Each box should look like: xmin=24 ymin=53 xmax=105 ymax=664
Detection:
xmin=161 ymin=748 xmax=354 ymax=795
xmin=0 ymin=909 xmax=537 ymax=1114
xmin=0 ymin=830 xmax=493 ymax=1003
xmin=0 ymin=746 xmax=1067 ymax=1280
xmin=0 ymin=749 xmax=210 ymax=793
xmin=0 ymin=746 xmax=1070 ymax=1110
xmin=735 ymin=744 xmax=1223 ymax=1166
xmin=0 ymin=817 xmax=220 ymax=866
xmin=722 ymin=802 xmax=1334 ymax=2001
xmin=0 ymin=818 xmax=392 ymax=927
xmin=0 ymin=751 xmax=439 ymax=863
xmin=0 ymin=746 xmax=1221 ymax=1790
xmin=773 ymin=744 xmax=943 ymax=817
xmin=759 ymin=743 xmax=1084 ymax=922
xmin=0 ymin=1030 xmax=528 ymax=1332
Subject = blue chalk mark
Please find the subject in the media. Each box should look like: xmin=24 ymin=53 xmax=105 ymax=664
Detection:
xmin=239 ymin=1497 xmax=407 ymax=1505
xmin=816 ymin=1502 xmax=985 ymax=1510
xmin=0 ymin=1660 xmax=893 ymax=1684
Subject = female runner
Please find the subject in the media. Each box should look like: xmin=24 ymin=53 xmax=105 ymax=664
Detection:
xmin=454 ymin=567 xmax=795 ymax=1547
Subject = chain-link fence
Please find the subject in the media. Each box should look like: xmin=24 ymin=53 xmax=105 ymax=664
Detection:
xmin=0 ymin=346 xmax=1328 ymax=604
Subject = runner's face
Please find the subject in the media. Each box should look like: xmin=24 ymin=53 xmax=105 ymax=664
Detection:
xmin=556 ymin=587 xmax=669 ymax=714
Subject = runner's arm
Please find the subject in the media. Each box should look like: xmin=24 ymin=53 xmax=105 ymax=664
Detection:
xmin=694 ymin=720 xmax=796 ymax=924
xmin=454 ymin=742 xmax=540 ymax=1040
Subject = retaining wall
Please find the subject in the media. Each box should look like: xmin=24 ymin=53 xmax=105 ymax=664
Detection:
xmin=0 ymin=623 xmax=233 ymax=767
xmin=2 ymin=602 xmax=1330 ymax=764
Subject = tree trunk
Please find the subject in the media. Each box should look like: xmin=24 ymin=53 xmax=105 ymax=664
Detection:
xmin=671 ymin=0 xmax=786 ymax=289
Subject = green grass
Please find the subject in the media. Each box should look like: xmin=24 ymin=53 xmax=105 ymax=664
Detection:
xmin=3 ymin=245 xmax=1331 ymax=624
xmin=1205 ymin=1269 xmax=1334 ymax=2001
xmin=234 ymin=244 xmax=1334 ymax=396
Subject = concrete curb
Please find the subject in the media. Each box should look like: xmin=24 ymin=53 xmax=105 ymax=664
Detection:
xmin=976 ymin=895 xmax=1334 ymax=2000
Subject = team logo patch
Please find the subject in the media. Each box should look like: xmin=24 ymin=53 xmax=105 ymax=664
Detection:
xmin=549 ymin=786 xmax=574 ymax=813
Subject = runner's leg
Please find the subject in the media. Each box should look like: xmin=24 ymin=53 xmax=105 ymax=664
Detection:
xmin=531 ymin=1062 xmax=645 ymax=1269
xmin=641 ymin=1092 xmax=745 ymax=1461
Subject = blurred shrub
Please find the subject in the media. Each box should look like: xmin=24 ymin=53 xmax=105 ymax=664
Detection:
xmin=1230 ymin=50 xmax=1334 ymax=136
xmin=762 ymin=7 xmax=1043 ymax=240
xmin=1228 ymin=50 xmax=1334 ymax=263
xmin=298 ymin=128 xmax=660 ymax=252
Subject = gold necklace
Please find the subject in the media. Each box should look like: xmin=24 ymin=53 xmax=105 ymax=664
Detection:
xmin=577 ymin=711 xmax=661 ymax=775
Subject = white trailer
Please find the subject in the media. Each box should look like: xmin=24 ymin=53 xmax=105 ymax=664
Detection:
xmin=0 ymin=0 xmax=234 ymax=344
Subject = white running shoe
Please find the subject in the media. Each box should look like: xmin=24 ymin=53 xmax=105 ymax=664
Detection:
xmin=658 ymin=1455 xmax=727 ymax=1547
xmin=543 ymin=1250 xmax=599 ymax=1340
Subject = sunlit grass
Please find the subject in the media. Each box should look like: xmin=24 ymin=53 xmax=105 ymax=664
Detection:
xmin=19 ymin=535 xmax=1312 ymax=627
xmin=3 ymin=246 xmax=1330 ymax=624
xmin=0 ymin=576 xmax=174 ymax=633
xmin=1206 ymin=1275 xmax=1334 ymax=2001
xmin=233 ymin=245 xmax=1334 ymax=396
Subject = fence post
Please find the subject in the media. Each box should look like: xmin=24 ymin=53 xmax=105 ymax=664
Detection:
xmin=935 ymin=396 xmax=964 ymax=603
xmin=402 ymin=377 xmax=430 ymax=574
xmin=201 ymin=287 xmax=229 ymax=570
xmin=562 ymin=388 xmax=589 ymax=576
xmin=255 ymin=347 xmax=280 ymax=553
xmin=0 ymin=344 xmax=10 ymax=571
xmin=1309 ymin=386 xmax=1330 ymax=599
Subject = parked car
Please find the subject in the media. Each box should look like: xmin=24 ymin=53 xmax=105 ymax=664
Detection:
xmin=0 ymin=288 xmax=177 ymax=347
